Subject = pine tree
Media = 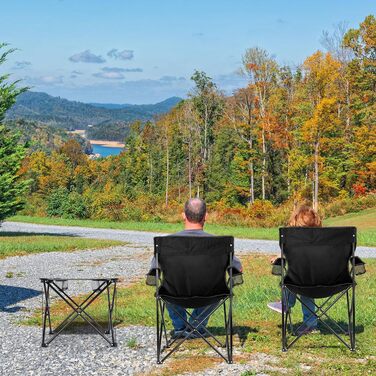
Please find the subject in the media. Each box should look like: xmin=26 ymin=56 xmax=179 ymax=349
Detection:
xmin=0 ymin=43 xmax=29 ymax=222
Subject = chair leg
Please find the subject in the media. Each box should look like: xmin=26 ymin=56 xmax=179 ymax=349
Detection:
xmin=281 ymin=287 xmax=287 ymax=352
xmin=351 ymin=286 xmax=356 ymax=351
xmin=228 ymin=297 xmax=233 ymax=364
xmin=156 ymin=298 xmax=162 ymax=364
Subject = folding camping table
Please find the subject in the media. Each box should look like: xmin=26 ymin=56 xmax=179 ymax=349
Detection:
xmin=40 ymin=277 xmax=118 ymax=347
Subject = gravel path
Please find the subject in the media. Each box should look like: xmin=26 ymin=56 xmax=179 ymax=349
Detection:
xmin=2 ymin=221 xmax=375 ymax=257
xmin=0 ymin=242 xmax=277 ymax=375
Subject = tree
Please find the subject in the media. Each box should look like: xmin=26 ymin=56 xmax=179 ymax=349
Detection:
xmin=190 ymin=70 xmax=224 ymax=197
xmin=0 ymin=43 xmax=29 ymax=222
xmin=301 ymin=51 xmax=341 ymax=209
xmin=242 ymin=47 xmax=278 ymax=200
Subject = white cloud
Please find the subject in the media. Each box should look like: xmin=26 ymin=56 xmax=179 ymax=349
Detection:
xmin=69 ymin=50 xmax=105 ymax=63
xmin=93 ymin=71 xmax=125 ymax=80
xmin=26 ymin=75 xmax=64 ymax=85
xmin=107 ymin=49 xmax=134 ymax=60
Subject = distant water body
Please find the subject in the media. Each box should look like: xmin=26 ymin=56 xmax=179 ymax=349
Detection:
xmin=92 ymin=144 xmax=123 ymax=157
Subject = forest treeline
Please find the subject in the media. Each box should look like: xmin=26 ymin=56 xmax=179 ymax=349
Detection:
xmin=16 ymin=16 xmax=376 ymax=225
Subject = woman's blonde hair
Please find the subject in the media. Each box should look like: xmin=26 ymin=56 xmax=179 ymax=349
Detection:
xmin=289 ymin=205 xmax=322 ymax=227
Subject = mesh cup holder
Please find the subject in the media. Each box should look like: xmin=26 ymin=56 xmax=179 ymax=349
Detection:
xmin=57 ymin=280 xmax=68 ymax=290
xmin=271 ymin=258 xmax=286 ymax=276
xmin=353 ymin=258 xmax=366 ymax=275
xmin=91 ymin=280 xmax=102 ymax=291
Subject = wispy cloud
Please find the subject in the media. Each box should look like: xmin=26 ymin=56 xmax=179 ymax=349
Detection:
xmin=160 ymin=75 xmax=186 ymax=82
xmin=13 ymin=61 xmax=32 ymax=69
xmin=107 ymin=49 xmax=134 ymax=60
xmin=93 ymin=71 xmax=125 ymax=80
xmin=26 ymin=75 xmax=64 ymax=85
xmin=102 ymin=66 xmax=142 ymax=73
xmin=70 ymin=70 xmax=83 ymax=79
xmin=69 ymin=50 xmax=105 ymax=63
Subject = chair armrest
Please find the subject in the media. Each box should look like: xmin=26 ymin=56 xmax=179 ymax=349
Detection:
xmin=350 ymin=256 xmax=366 ymax=275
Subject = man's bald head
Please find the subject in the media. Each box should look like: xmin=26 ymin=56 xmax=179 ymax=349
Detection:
xmin=184 ymin=198 xmax=207 ymax=224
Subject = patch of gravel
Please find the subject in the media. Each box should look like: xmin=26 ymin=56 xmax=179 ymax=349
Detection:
xmin=0 ymin=243 xmax=292 ymax=376
xmin=0 ymin=245 xmax=159 ymax=375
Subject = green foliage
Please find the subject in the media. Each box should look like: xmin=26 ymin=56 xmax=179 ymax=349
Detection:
xmin=0 ymin=43 xmax=30 ymax=222
xmin=47 ymin=188 xmax=88 ymax=219
xmin=0 ymin=126 xmax=30 ymax=221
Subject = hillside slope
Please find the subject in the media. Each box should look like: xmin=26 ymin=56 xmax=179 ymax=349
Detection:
xmin=5 ymin=91 xmax=182 ymax=130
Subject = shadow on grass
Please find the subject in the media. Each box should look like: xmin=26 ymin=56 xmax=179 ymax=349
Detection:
xmin=208 ymin=325 xmax=258 ymax=346
xmin=0 ymin=285 xmax=41 ymax=313
xmin=0 ymin=232 xmax=77 ymax=238
xmin=278 ymin=320 xmax=364 ymax=335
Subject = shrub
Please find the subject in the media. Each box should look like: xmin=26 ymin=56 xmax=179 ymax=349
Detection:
xmin=47 ymin=188 xmax=88 ymax=219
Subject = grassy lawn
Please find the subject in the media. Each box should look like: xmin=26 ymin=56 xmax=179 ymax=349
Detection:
xmin=0 ymin=233 xmax=124 ymax=259
xmin=27 ymin=255 xmax=376 ymax=375
xmin=10 ymin=209 xmax=376 ymax=246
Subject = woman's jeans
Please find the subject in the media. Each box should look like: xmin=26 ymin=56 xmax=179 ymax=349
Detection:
xmin=166 ymin=303 xmax=216 ymax=331
xmin=285 ymin=292 xmax=318 ymax=328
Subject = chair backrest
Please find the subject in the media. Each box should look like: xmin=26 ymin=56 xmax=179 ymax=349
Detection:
xmin=279 ymin=227 xmax=356 ymax=287
xmin=154 ymin=236 xmax=233 ymax=298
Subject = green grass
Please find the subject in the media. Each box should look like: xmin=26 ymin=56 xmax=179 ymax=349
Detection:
xmin=0 ymin=233 xmax=124 ymax=259
xmin=27 ymin=255 xmax=376 ymax=375
xmin=325 ymin=208 xmax=376 ymax=246
xmin=10 ymin=210 xmax=376 ymax=246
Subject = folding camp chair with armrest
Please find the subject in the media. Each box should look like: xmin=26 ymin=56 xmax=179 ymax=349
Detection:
xmin=153 ymin=236 xmax=236 ymax=364
xmin=279 ymin=227 xmax=361 ymax=351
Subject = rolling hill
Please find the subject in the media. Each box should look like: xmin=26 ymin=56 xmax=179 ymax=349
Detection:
xmin=5 ymin=91 xmax=182 ymax=130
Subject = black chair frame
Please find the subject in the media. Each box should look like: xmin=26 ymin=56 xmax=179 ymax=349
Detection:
xmin=41 ymin=278 xmax=118 ymax=347
xmin=280 ymin=233 xmax=356 ymax=352
xmin=154 ymin=238 xmax=234 ymax=364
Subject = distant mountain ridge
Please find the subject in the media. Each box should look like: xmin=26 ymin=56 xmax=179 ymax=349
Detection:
xmin=89 ymin=96 xmax=182 ymax=111
xmin=6 ymin=91 xmax=182 ymax=130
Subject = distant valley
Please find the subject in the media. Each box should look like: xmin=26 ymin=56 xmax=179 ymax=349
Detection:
xmin=5 ymin=91 xmax=182 ymax=142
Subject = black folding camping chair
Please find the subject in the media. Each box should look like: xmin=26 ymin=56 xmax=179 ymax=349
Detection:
xmin=153 ymin=236 xmax=235 ymax=364
xmin=279 ymin=227 xmax=359 ymax=351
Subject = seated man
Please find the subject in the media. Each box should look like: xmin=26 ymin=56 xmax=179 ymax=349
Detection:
xmin=147 ymin=198 xmax=243 ymax=338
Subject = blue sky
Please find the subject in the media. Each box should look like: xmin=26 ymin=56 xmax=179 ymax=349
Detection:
xmin=1 ymin=0 xmax=375 ymax=104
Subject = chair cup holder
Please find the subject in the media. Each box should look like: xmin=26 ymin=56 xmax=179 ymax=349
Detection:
xmin=57 ymin=280 xmax=68 ymax=290
xmin=354 ymin=263 xmax=366 ymax=275
xmin=91 ymin=280 xmax=102 ymax=291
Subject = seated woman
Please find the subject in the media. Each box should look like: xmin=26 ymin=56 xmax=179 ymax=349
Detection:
xmin=268 ymin=205 xmax=322 ymax=335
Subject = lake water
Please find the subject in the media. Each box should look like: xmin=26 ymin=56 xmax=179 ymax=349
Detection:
xmin=92 ymin=144 xmax=124 ymax=157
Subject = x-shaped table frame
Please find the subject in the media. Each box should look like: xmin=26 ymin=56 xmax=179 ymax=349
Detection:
xmin=40 ymin=278 xmax=118 ymax=347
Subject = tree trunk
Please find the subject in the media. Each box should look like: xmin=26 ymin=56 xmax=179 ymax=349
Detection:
xmin=248 ymin=139 xmax=254 ymax=204
xmin=261 ymin=126 xmax=266 ymax=200
xmin=165 ymin=137 xmax=169 ymax=207
xmin=149 ymin=155 xmax=153 ymax=194
xmin=188 ymin=143 xmax=192 ymax=199
xmin=313 ymin=140 xmax=319 ymax=211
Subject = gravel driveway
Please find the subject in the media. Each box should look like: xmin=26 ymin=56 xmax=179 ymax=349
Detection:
xmin=0 ymin=221 xmax=374 ymax=375
xmin=0 ymin=223 xmax=287 ymax=376
xmin=2 ymin=221 xmax=375 ymax=257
